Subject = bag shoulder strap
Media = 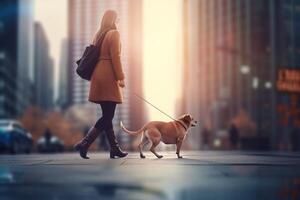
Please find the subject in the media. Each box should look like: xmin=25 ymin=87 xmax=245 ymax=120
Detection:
xmin=95 ymin=28 xmax=111 ymax=48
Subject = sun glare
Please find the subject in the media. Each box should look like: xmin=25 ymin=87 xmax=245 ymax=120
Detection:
xmin=143 ymin=0 xmax=183 ymax=121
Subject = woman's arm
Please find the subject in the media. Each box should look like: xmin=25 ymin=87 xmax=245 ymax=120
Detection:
xmin=110 ymin=30 xmax=125 ymax=81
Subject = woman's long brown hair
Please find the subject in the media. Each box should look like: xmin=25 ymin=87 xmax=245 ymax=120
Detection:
xmin=92 ymin=10 xmax=117 ymax=45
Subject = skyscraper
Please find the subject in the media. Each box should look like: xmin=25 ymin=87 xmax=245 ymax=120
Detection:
xmin=0 ymin=0 xmax=18 ymax=118
xmin=0 ymin=0 xmax=34 ymax=118
xmin=57 ymin=38 xmax=70 ymax=109
xmin=180 ymin=0 xmax=295 ymax=150
xmin=16 ymin=0 xmax=34 ymax=116
xmin=274 ymin=0 xmax=300 ymax=149
xmin=33 ymin=22 xmax=54 ymax=111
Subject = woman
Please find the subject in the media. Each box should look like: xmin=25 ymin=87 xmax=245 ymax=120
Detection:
xmin=74 ymin=10 xmax=128 ymax=159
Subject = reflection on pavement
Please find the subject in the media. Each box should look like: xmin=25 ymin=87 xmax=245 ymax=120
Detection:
xmin=94 ymin=182 xmax=166 ymax=199
xmin=0 ymin=166 xmax=14 ymax=183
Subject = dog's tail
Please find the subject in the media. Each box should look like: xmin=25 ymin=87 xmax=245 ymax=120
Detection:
xmin=120 ymin=121 xmax=144 ymax=136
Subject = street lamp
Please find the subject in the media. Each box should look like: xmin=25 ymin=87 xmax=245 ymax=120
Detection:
xmin=240 ymin=65 xmax=250 ymax=74
xmin=264 ymin=81 xmax=272 ymax=89
xmin=252 ymin=77 xmax=259 ymax=89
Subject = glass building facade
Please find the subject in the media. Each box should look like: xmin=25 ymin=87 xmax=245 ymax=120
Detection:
xmin=0 ymin=0 xmax=31 ymax=118
xmin=181 ymin=0 xmax=300 ymax=150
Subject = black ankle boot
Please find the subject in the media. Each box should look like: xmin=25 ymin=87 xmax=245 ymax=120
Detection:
xmin=106 ymin=129 xmax=128 ymax=159
xmin=74 ymin=127 xmax=100 ymax=159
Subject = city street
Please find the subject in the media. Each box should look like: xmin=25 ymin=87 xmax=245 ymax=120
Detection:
xmin=1 ymin=151 xmax=300 ymax=200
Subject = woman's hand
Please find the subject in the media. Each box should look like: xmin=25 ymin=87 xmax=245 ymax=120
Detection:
xmin=118 ymin=80 xmax=125 ymax=88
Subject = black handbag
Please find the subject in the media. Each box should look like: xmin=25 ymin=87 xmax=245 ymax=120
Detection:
xmin=76 ymin=29 xmax=110 ymax=81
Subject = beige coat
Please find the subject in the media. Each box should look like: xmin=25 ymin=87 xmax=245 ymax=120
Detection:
xmin=89 ymin=30 xmax=125 ymax=104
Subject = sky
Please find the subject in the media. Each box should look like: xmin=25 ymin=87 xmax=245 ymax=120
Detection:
xmin=143 ymin=0 xmax=183 ymax=121
xmin=34 ymin=0 xmax=182 ymax=121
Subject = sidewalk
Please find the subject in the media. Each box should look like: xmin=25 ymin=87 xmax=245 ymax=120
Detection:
xmin=0 ymin=151 xmax=300 ymax=200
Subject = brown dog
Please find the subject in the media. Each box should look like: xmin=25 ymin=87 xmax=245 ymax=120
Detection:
xmin=120 ymin=114 xmax=197 ymax=159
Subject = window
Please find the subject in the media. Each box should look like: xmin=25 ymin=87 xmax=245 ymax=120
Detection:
xmin=12 ymin=123 xmax=23 ymax=131
xmin=0 ymin=52 xmax=5 ymax=60
xmin=0 ymin=21 xmax=3 ymax=32
xmin=0 ymin=121 xmax=9 ymax=127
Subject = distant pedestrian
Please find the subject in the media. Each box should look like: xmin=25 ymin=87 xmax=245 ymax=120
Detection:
xmin=229 ymin=123 xmax=239 ymax=149
xmin=74 ymin=10 xmax=127 ymax=159
xmin=201 ymin=127 xmax=211 ymax=150
xmin=290 ymin=129 xmax=299 ymax=151
xmin=44 ymin=128 xmax=52 ymax=146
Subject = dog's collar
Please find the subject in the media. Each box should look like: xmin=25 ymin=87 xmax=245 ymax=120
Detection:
xmin=176 ymin=120 xmax=188 ymax=131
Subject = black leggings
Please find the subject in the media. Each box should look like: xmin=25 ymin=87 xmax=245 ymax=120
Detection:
xmin=94 ymin=101 xmax=117 ymax=131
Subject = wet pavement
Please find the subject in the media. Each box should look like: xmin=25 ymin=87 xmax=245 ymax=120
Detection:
xmin=0 ymin=151 xmax=300 ymax=200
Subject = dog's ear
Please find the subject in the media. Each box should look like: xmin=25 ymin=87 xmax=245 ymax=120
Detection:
xmin=183 ymin=114 xmax=192 ymax=123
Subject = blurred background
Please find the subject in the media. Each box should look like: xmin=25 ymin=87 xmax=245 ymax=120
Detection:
xmin=0 ymin=0 xmax=300 ymax=154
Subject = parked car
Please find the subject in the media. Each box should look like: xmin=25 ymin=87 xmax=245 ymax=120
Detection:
xmin=37 ymin=129 xmax=64 ymax=153
xmin=0 ymin=120 xmax=33 ymax=154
